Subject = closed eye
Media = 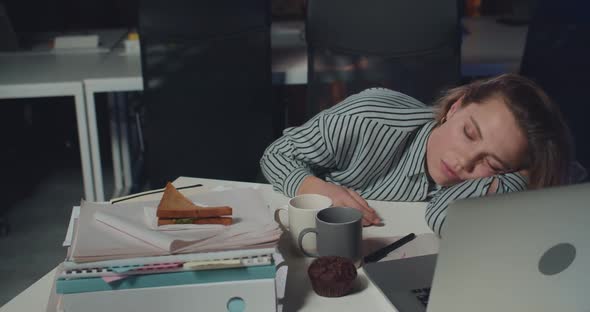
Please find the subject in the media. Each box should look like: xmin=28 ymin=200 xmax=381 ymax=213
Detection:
xmin=463 ymin=125 xmax=474 ymax=140
xmin=486 ymin=159 xmax=504 ymax=173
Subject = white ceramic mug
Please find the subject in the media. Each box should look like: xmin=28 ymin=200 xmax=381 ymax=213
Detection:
xmin=274 ymin=194 xmax=333 ymax=254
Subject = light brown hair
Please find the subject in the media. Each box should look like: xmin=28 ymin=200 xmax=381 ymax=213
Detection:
xmin=434 ymin=74 xmax=573 ymax=188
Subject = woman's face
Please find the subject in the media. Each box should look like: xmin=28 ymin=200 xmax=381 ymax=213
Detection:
xmin=426 ymin=96 xmax=528 ymax=186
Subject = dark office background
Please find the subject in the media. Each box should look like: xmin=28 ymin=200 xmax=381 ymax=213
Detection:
xmin=3 ymin=0 xmax=530 ymax=33
xmin=0 ymin=0 xmax=534 ymax=202
xmin=3 ymin=0 xmax=138 ymax=32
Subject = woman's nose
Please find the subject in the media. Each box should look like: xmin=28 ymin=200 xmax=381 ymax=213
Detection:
xmin=456 ymin=151 xmax=477 ymax=173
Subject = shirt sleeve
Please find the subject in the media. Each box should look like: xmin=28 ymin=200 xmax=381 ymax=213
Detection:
xmin=424 ymin=172 xmax=528 ymax=236
xmin=260 ymin=88 xmax=431 ymax=197
xmin=260 ymin=112 xmax=343 ymax=197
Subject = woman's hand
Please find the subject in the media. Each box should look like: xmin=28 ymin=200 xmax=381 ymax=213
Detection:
xmin=297 ymin=176 xmax=381 ymax=226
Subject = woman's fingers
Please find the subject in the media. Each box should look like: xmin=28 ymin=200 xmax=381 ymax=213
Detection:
xmin=335 ymin=196 xmax=372 ymax=224
xmin=346 ymin=189 xmax=380 ymax=224
xmin=325 ymin=184 xmax=381 ymax=226
xmin=346 ymin=189 xmax=375 ymax=213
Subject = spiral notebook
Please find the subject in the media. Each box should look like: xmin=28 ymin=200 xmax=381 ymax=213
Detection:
xmin=60 ymin=251 xmax=274 ymax=278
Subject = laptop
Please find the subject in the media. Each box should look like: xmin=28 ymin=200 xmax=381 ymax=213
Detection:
xmin=364 ymin=253 xmax=436 ymax=311
xmin=365 ymin=182 xmax=590 ymax=312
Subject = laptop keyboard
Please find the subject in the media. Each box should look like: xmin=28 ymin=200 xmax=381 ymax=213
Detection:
xmin=411 ymin=287 xmax=431 ymax=306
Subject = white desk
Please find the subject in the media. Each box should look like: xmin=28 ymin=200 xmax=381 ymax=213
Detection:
xmin=0 ymin=29 xmax=132 ymax=201
xmin=0 ymin=54 xmax=94 ymax=201
xmin=82 ymin=53 xmax=143 ymax=201
xmin=0 ymin=176 xmax=433 ymax=312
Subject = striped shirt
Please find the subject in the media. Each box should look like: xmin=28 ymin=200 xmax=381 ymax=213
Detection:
xmin=260 ymin=88 xmax=527 ymax=235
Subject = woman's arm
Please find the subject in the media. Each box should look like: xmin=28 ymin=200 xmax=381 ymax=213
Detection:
xmin=425 ymin=172 xmax=528 ymax=236
xmin=260 ymin=112 xmax=380 ymax=224
xmin=260 ymin=113 xmax=336 ymax=197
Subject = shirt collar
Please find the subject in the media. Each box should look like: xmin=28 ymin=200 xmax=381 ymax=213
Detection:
xmin=406 ymin=120 xmax=437 ymax=178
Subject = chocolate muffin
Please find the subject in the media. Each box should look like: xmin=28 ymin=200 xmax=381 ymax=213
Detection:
xmin=307 ymin=256 xmax=358 ymax=297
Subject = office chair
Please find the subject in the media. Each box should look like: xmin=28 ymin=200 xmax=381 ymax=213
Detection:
xmin=138 ymin=0 xmax=275 ymax=188
xmin=519 ymin=0 xmax=590 ymax=181
xmin=304 ymin=0 xmax=461 ymax=118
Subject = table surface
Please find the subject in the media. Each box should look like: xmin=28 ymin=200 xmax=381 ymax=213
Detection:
xmin=0 ymin=50 xmax=140 ymax=86
xmin=0 ymin=177 xmax=433 ymax=312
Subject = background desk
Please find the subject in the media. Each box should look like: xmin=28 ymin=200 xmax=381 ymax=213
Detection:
xmin=0 ymin=177 xmax=433 ymax=312
xmin=82 ymin=53 xmax=142 ymax=201
xmin=0 ymin=55 xmax=93 ymax=200
xmin=0 ymin=30 xmax=129 ymax=201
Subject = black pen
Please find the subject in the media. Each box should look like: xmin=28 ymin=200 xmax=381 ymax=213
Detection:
xmin=364 ymin=233 xmax=416 ymax=263
xmin=110 ymin=183 xmax=203 ymax=203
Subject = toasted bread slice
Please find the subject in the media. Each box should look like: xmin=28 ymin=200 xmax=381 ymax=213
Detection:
xmin=157 ymin=206 xmax=233 ymax=218
xmin=156 ymin=182 xmax=200 ymax=218
xmin=156 ymin=182 xmax=233 ymax=218
xmin=157 ymin=217 xmax=233 ymax=226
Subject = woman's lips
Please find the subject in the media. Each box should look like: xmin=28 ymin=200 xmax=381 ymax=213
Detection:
xmin=441 ymin=160 xmax=459 ymax=180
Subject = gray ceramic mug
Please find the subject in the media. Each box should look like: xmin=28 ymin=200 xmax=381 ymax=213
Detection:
xmin=297 ymin=207 xmax=363 ymax=261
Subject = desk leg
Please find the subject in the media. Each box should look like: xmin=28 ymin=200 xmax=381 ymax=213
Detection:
xmin=74 ymin=89 xmax=95 ymax=201
xmin=116 ymin=93 xmax=133 ymax=196
xmin=108 ymin=93 xmax=124 ymax=198
xmin=84 ymin=88 xmax=105 ymax=201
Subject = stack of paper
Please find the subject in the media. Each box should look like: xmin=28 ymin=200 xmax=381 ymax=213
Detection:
xmin=70 ymin=188 xmax=282 ymax=263
xmin=52 ymin=186 xmax=281 ymax=312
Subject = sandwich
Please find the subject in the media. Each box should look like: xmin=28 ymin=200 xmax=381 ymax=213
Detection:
xmin=156 ymin=182 xmax=233 ymax=226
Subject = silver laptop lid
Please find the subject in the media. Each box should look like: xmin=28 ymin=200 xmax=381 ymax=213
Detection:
xmin=428 ymin=183 xmax=590 ymax=312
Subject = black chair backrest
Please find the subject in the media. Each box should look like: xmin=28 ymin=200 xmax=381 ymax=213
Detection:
xmin=139 ymin=0 xmax=268 ymax=40
xmin=305 ymin=0 xmax=461 ymax=118
xmin=520 ymin=0 xmax=590 ymax=175
xmin=138 ymin=0 xmax=274 ymax=187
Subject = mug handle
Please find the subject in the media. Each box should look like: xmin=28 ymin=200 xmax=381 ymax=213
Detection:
xmin=298 ymin=228 xmax=319 ymax=257
xmin=274 ymin=260 xmax=288 ymax=301
xmin=273 ymin=206 xmax=289 ymax=232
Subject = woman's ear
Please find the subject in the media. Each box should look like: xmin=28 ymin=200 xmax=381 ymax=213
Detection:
xmin=446 ymin=96 xmax=464 ymax=120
